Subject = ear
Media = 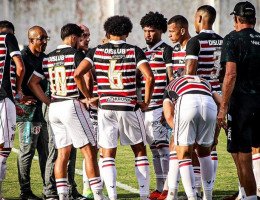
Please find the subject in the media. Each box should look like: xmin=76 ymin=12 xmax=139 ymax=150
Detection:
xmin=181 ymin=28 xmax=185 ymax=36
xmin=199 ymin=15 xmax=202 ymax=23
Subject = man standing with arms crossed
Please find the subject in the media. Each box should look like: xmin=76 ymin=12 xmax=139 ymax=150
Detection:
xmin=0 ymin=20 xmax=25 ymax=199
xmin=139 ymin=12 xmax=173 ymax=200
xmin=28 ymin=23 xmax=103 ymax=200
xmin=219 ymin=2 xmax=260 ymax=199
xmin=74 ymin=15 xmax=154 ymax=200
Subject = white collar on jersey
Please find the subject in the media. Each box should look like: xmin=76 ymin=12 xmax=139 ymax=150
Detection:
xmin=109 ymin=40 xmax=126 ymax=44
xmin=200 ymin=29 xmax=215 ymax=34
xmin=57 ymin=44 xmax=72 ymax=49
xmin=147 ymin=40 xmax=164 ymax=51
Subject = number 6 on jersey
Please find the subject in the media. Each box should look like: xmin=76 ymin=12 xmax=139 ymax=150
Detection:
xmin=108 ymin=59 xmax=124 ymax=90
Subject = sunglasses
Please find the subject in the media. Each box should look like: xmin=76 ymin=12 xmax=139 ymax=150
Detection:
xmin=30 ymin=36 xmax=50 ymax=41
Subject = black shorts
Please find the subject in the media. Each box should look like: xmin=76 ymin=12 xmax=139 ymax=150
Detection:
xmin=227 ymin=105 xmax=260 ymax=153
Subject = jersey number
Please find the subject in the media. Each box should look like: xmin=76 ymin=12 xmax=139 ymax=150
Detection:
xmin=108 ymin=59 xmax=124 ymax=89
xmin=48 ymin=66 xmax=67 ymax=96
xmin=211 ymin=48 xmax=221 ymax=79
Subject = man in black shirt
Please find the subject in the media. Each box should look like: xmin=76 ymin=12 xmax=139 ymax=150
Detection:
xmin=17 ymin=26 xmax=52 ymax=200
xmin=0 ymin=20 xmax=25 ymax=199
xmin=219 ymin=1 xmax=260 ymax=199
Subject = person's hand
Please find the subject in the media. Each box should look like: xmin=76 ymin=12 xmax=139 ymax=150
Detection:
xmin=138 ymin=102 xmax=149 ymax=111
xmin=217 ymin=107 xmax=228 ymax=131
xmin=19 ymin=95 xmax=37 ymax=105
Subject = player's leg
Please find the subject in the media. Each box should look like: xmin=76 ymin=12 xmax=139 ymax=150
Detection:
xmin=66 ymin=100 xmax=103 ymax=200
xmin=166 ymin=136 xmax=180 ymax=200
xmin=192 ymin=147 xmax=202 ymax=198
xmin=0 ymin=98 xmax=16 ymax=198
xmin=144 ymin=109 xmax=164 ymax=198
xmin=252 ymin=147 xmax=260 ymax=197
xmin=196 ymin=95 xmax=217 ymax=200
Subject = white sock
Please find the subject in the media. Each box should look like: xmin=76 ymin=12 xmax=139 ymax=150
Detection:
xmin=58 ymin=193 xmax=69 ymax=200
xmin=167 ymin=188 xmax=178 ymax=200
xmin=238 ymin=182 xmax=242 ymax=199
xmin=151 ymin=146 xmax=164 ymax=192
xmin=193 ymin=166 xmax=202 ymax=196
xmin=101 ymin=157 xmax=117 ymax=200
xmin=89 ymin=177 xmax=103 ymax=200
xmin=157 ymin=142 xmax=170 ymax=182
xmin=252 ymin=153 xmax=260 ymax=191
xmin=82 ymin=159 xmax=90 ymax=191
xmin=135 ymin=156 xmax=150 ymax=198
xmin=211 ymin=151 xmax=218 ymax=187
xmin=198 ymin=156 xmax=213 ymax=200
xmin=98 ymin=155 xmax=104 ymax=184
xmin=168 ymin=151 xmax=180 ymax=190
xmin=179 ymin=159 xmax=196 ymax=198
xmin=56 ymin=178 xmax=68 ymax=194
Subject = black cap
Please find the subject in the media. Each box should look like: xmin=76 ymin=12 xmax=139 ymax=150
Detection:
xmin=230 ymin=1 xmax=256 ymax=17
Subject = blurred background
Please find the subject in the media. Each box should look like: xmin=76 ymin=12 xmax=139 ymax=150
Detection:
xmin=1 ymin=0 xmax=259 ymax=52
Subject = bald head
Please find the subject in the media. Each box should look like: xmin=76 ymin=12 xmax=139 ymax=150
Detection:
xmin=77 ymin=24 xmax=90 ymax=52
xmin=28 ymin=26 xmax=48 ymax=55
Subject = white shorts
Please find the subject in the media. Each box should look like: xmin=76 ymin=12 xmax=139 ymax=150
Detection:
xmin=97 ymin=108 xmax=147 ymax=148
xmin=174 ymin=94 xmax=217 ymax=147
xmin=49 ymin=100 xmax=96 ymax=149
xmin=143 ymin=107 xmax=168 ymax=144
xmin=0 ymin=98 xmax=16 ymax=148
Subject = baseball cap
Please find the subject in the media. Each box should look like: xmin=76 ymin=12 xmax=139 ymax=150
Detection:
xmin=230 ymin=1 xmax=256 ymax=17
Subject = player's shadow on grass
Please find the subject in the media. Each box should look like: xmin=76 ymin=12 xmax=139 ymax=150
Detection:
xmin=117 ymin=190 xmax=238 ymax=200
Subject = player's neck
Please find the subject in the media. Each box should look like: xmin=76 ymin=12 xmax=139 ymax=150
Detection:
xmin=28 ymin=45 xmax=40 ymax=57
xmin=180 ymin=34 xmax=191 ymax=49
xmin=109 ymin=35 xmax=127 ymax=41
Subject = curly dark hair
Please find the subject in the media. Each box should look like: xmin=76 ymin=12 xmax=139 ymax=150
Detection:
xmin=104 ymin=15 xmax=133 ymax=36
xmin=61 ymin=23 xmax=83 ymax=40
xmin=0 ymin=20 xmax=15 ymax=32
xmin=140 ymin=11 xmax=167 ymax=33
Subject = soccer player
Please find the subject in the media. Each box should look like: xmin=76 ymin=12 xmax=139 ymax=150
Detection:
xmin=165 ymin=15 xmax=191 ymax=200
xmin=17 ymin=26 xmax=49 ymax=200
xmin=184 ymin=5 xmax=223 ymax=199
xmin=74 ymin=15 xmax=155 ymax=200
xmin=0 ymin=20 xmax=25 ymax=199
xmin=139 ymin=11 xmax=173 ymax=200
xmin=28 ymin=23 xmax=103 ymax=200
xmin=219 ymin=1 xmax=260 ymax=199
xmin=163 ymin=75 xmax=217 ymax=200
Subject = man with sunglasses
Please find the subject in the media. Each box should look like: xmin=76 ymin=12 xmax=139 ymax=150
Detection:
xmin=17 ymin=25 xmax=50 ymax=200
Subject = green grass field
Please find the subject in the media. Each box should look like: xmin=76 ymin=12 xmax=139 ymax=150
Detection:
xmin=3 ymin=130 xmax=238 ymax=199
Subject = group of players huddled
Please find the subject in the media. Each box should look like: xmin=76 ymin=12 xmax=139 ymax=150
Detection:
xmin=0 ymin=1 xmax=259 ymax=200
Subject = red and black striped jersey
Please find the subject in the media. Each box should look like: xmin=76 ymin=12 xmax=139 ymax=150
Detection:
xmin=0 ymin=33 xmax=21 ymax=102
xmin=140 ymin=41 xmax=173 ymax=110
xmin=85 ymin=40 xmax=148 ymax=111
xmin=34 ymin=44 xmax=85 ymax=100
xmin=164 ymin=75 xmax=212 ymax=101
xmin=186 ymin=30 xmax=223 ymax=92
xmin=172 ymin=42 xmax=186 ymax=78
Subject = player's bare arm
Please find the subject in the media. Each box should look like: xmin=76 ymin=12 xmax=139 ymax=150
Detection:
xmin=163 ymin=99 xmax=174 ymax=128
xmin=217 ymin=61 xmax=237 ymax=129
xmin=138 ymin=62 xmax=155 ymax=110
xmin=185 ymin=59 xmax=198 ymax=75
xmin=74 ymin=59 xmax=92 ymax=98
xmin=12 ymin=55 xmax=25 ymax=96
xmin=28 ymin=74 xmax=51 ymax=106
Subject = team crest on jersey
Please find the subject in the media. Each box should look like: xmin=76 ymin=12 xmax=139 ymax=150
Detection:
xmin=33 ymin=125 xmax=42 ymax=135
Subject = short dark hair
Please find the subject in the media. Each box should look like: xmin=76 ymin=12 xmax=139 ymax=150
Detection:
xmin=0 ymin=20 xmax=15 ymax=32
xmin=60 ymin=23 xmax=83 ymax=40
xmin=104 ymin=15 xmax=132 ymax=36
xmin=168 ymin=15 xmax=188 ymax=28
xmin=140 ymin=11 xmax=167 ymax=33
xmin=197 ymin=5 xmax=216 ymax=25
xmin=237 ymin=16 xmax=256 ymax=25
